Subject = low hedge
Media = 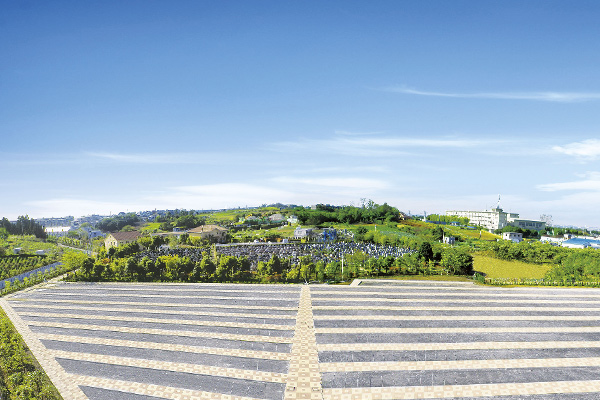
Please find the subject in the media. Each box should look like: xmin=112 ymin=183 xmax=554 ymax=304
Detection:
xmin=0 ymin=308 xmax=62 ymax=399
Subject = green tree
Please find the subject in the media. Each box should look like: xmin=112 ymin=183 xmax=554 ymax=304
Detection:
xmin=62 ymin=251 xmax=89 ymax=272
xmin=299 ymin=256 xmax=315 ymax=282
xmin=180 ymin=233 xmax=190 ymax=245
xmin=267 ymin=254 xmax=283 ymax=275
xmin=430 ymin=226 xmax=444 ymax=242
xmin=324 ymin=261 xmax=340 ymax=280
xmin=175 ymin=214 xmax=200 ymax=229
xmin=417 ymin=242 xmax=434 ymax=262
xmin=256 ymin=261 xmax=272 ymax=281
xmin=440 ymin=247 xmax=473 ymax=275
xmin=91 ymin=260 xmax=106 ymax=281
xmin=287 ymin=267 xmax=300 ymax=282
xmin=199 ymin=253 xmax=216 ymax=280
xmin=215 ymin=256 xmax=239 ymax=282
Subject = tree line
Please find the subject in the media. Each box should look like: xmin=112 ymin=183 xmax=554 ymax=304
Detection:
xmin=294 ymin=202 xmax=402 ymax=226
xmin=426 ymin=214 xmax=470 ymax=225
xmin=0 ymin=216 xmax=46 ymax=239
xmin=64 ymin=235 xmax=473 ymax=284
xmin=96 ymin=213 xmax=140 ymax=232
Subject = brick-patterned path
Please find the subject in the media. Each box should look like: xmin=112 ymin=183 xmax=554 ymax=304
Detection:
xmin=4 ymin=280 xmax=600 ymax=399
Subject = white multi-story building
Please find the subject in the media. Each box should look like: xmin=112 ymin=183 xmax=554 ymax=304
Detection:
xmin=446 ymin=207 xmax=545 ymax=231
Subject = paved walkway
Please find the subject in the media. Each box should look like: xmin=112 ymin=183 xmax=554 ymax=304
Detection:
xmin=3 ymin=280 xmax=600 ymax=399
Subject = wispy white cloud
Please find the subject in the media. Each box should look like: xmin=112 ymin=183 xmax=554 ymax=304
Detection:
xmin=272 ymin=135 xmax=488 ymax=157
xmin=537 ymin=172 xmax=600 ymax=192
xmin=87 ymin=152 xmax=224 ymax=164
xmin=22 ymin=184 xmax=296 ymax=218
xmin=25 ymin=198 xmax=137 ymax=218
xmin=388 ymin=87 xmax=600 ymax=103
xmin=334 ymin=130 xmax=382 ymax=136
xmin=149 ymin=183 xmax=296 ymax=209
xmin=552 ymin=139 xmax=600 ymax=160
xmin=285 ymin=165 xmax=390 ymax=174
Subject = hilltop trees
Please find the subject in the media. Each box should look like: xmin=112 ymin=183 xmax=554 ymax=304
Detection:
xmin=97 ymin=213 xmax=140 ymax=232
xmin=295 ymin=202 xmax=402 ymax=225
xmin=426 ymin=214 xmax=469 ymax=225
xmin=0 ymin=216 xmax=46 ymax=239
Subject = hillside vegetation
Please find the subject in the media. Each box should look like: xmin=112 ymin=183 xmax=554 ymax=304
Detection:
xmin=0 ymin=308 xmax=63 ymax=399
xmin=473 ymin=254 xmax=551 ymax=279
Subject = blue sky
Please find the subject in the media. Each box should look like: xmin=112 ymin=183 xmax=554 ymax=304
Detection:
xmin=2 ymin=1 xmax=600 ymax=227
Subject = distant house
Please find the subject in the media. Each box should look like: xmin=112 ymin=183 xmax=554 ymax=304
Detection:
xmin=287 ymin=215 xmax=299 ymax=224
xmin=398 ymin=212 xmax=411 ymax=221
xmin=294 ymin=227 xmax=315 ymax=239
xmin=187 ymin=225 xmax=228 ymax=243
xmin=502 ymin=232 xmax=523 ymax=243
xmin=268 ymin=213 xmax=285 ymax=223
xmin=443 ymin=236 xmax=456 ymax=245
xmin=81 ymin=226 xmax=105 ymax=239
xmin=105 ymin=231 xmax=141 ymax=249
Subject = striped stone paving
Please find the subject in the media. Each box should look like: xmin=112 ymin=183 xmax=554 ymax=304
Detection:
xmin=4 ymin=280 xmax=600 ymax=399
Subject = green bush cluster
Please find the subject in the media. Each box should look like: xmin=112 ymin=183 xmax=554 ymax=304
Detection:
xmin=57 ymin=237 xmax=87 ymax=249
xmin=0 ymin=256 xmax=49 ymax=280
xmin=295 ymin=203 xmax=402 ymax=225
xmin=484 ymin=240 xmax=566 ymax=264
xmin=426 ymin=214 xmax=470 ymax=225
xmin=0 ymin=310 xmax=62 ymax=399
xmin=544 ymin=250 xmax=600 ymax=282
xmin=0 ymin=264 xmax=68 ymax=297
xmin=485 ymin=277 xmax=600 ymax=287
xmin=96 ymin=213 xmax=140 ymax=232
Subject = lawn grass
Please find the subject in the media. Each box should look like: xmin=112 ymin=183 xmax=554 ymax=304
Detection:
xmin=141 ymin=222 xmax=161 ymax=233
xmin=2 ymin=235 xmax=58 ymax=254
xmin=443 ymin=225 xmax=500 ymax=241
xmin=473 ymin=254 xmax=552 ymax=279
xmin=1 ymin=235 xmax=62 ymax=261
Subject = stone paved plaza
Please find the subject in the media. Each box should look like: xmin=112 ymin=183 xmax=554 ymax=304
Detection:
xmin=4 ymin=280 xmax=600 ymax=399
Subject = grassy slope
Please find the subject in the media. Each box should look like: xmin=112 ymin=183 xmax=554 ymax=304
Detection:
xmin=473 ymin=254 xmax=551 ymax=279
xmin=444 ymin=226 xmax=500 ymax=241
xmin=2 ymin=235 xmax=59 ymax=254
xmin=373 ymin=275 xmax=473 ymax=282
xmin=140 ymin=222 xmax=161 ymax=233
